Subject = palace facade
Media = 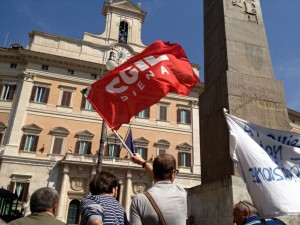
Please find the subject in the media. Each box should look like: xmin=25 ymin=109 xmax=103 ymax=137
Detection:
xmin=0 ymin=1 xmax=202 ymax=223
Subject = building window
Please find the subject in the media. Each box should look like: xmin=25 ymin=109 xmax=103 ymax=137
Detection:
xmin=76 ymin=141 xmax=91 ymax=154
xmin=136 ymin=108 xmax=150 ymax=119
xmin=155 ymin=139 xmax=170 ymax=156
xmin=178 ymin=152 xmax=191 ymax=167
xmin=157 ymin=103 xmax=169 ymax=121
xmin=10 ymin=63 xmax=17 ymax=68
xmin=177 ymin=142 xmax=192 ymax=168
xmin=60 ymin=91 xmax=72 ymax=107
xmin=105 ymin=133 xmax=122 ymax=157
xmin=91 ymin=74 xmax=98 ymax=80
xmin=9 ymin=176 xmax=31 ymax=203
xmin=52 ymin=137 xmax=64 ymax=154
xmin=135 ymin=147 xmax=148 ymax=160
xmin=58 ymin=86 xmax=76 ymax=107
xmin=74 ymin=130 xmax=94 ymax=155
xmin=81 ymin=96 xmax=94 ymax=111
xmin=41 ymin=65 xmax=49 ymax=70
xmin=30 ymin=86 xmax=50 ymax=103
xmin=0 ymin=122 xmax=6 ymax=146
xmin=158 ymin=148 xmax=166 ymax=155
xmin=177 ymin=108 xmax=191 ymax=124
xmin=67 ymin=200 xmax=80 ymax=225
xmin=133 ymin=137 xmax=149 ymax=160
xmin=20 ymin=124 xmax=42 ymax=153
xmin=118 ymin=21 xmax=128 ymax=43
xmin=0 ymin=84 xmax=16 ymax=101
xmin=67 ymin=69 xmax=74 ymax=75
xmin=107 ymin=144 xmax=121 ymax=157
xmin=19 ymin=135 xmax=39 ymax=152
xmin=50 ymin=127 xmax=70 ymax=155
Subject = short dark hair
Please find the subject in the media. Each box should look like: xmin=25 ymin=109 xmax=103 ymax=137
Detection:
xmin=89 ymin=171 xmax=119 ymax=195
xmin=153 ymin=153 xmax=176 ymax=180
xmin=30 ymin=187 xmax=59 ymax=213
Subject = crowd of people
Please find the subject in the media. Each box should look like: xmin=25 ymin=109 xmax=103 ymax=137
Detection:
xmin=1 ymin=153 xmax=287 ymax=225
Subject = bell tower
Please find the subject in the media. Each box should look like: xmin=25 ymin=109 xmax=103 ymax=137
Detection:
xmin=83 ymin=0 xmax=147 ymax=50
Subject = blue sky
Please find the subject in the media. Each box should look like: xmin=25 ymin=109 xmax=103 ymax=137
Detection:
xmin=0 ymin=0 xmax=299 ymax=112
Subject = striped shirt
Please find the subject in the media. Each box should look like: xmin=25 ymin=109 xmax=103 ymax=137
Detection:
xmin=80 ymin=195 xmax=125 ymax=225
xmin=244 ymin=216 xmax=282 ymax=225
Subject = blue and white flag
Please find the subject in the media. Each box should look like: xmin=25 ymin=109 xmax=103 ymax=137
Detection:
xmin=224 ymin=110 xmax=300 ymax=218
xmin=124 ymin=128 xmax=135 ymax=154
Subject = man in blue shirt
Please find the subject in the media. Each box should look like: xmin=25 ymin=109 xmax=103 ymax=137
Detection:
xmin=232 ymin=201 xmax=286 ymax=225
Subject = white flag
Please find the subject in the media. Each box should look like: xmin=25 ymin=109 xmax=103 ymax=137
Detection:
xmin=224 ymin=109 xmax=300 ymax=218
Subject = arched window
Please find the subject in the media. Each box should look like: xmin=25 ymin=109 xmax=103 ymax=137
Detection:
xmin=118 ymin=21 xmax=128 ymax=43
xmin=67 ymin=199 xmax=80 ymax=224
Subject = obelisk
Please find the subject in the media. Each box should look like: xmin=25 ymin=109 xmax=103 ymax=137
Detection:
xmin=189 ymin=0 xmax=293 ymax=224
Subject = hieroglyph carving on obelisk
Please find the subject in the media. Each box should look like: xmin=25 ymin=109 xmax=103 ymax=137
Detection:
xmin=232 ymin=0 xmax=258 ymax=23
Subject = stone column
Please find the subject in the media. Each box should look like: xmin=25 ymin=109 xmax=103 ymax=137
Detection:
xmin=56 ymin=164 xmax=69 ymax=222
xmin=191 ymin=100 xmax=200 ymax=174
xmin=190 ymin=0 xmax=292 ymax=224
xmin=124 ymin=170 xmax=132 ymax=216
xmin=3 ymin=71 xmax=35 ymax=156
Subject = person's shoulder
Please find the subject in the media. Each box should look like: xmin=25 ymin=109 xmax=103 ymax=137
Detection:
xmin=173 ymin=183 xmax=186 ymax=192
xmin=51 ymin=218 xmax=66 ymax=225
xmin=8 ymin=216 xmax=29 ymax=225
xmin=270 ymin=218 xmax=287 ymax=225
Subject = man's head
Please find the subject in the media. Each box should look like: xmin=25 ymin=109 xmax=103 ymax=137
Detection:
xmin=153 ymin=153 xmax=177 ymax=182
xmin=89 ymin=171 xmax=119 ymax=196
xmin=30 ymin=187 xmax=59 ymax=215
xmin=232 ymin=200 xmax=258 ymax=225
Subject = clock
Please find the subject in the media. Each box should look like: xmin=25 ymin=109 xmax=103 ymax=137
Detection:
xmin=112 ymin=46 xmax=132 ymax=65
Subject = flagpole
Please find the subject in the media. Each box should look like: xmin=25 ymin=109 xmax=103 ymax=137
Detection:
xmin=96 ymin=51 xmax=117 ymax=173
xmin=96 ymin=121 xmax=107 ymax=173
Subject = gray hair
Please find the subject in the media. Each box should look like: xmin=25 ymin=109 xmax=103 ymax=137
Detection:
xmin=30 ymin=187 xmax=59 ymax=213
xmin=235 ymin=200 xmax=258 ymax=215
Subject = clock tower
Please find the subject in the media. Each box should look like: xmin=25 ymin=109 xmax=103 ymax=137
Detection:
xmin=82 ymin=0 xmax=147 ymax=66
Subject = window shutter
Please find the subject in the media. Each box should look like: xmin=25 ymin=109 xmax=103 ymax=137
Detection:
xmin=61 ymin=91 xmax=68 ymax=106
xmin=8 ymin=85 xmax=17 ymax=100
xmin=187 ymin=110 xmax=191 ymax=124
xmin=61 ymin=91 xmax=71 ymax=106
xmin=75 ymin=141 xmax=80 ymax=154
xmin=44 ymin=87 xmax=50 ymax=103
xmin=19 ymin=135 xmax=26 ymax=150
xmin=22 ymin=183 xmax=30 ymax=202
xmin=187 ymin=153 xmax=191 ymax=167
xmin=32 ymin=136 xmax=39 ymax=152
xmin=144 ymin=148 xmax=148 ymax=160
xmin=0 ymin=133 xmax=3 ymax=145
xmin=116 ymin=145 xmax=121 ymax=157
xmin=53 ymin=137 xmax=63 ymax=154
xmin=81 ymin=96 xmax=86 ymax=109
xmin=178 ymin=152 xmax=182 ymax=166
xmin=104 ymin=145 xmax=109 ymax=156
xmin=177 ymin=109 xmax=181 ymax=123
xmin=87 ymin=142 xmax=92 ymax=154
xmin=160 ymin=106 xmax=167 ymax=121
xmin=0 ymin=84 xmax=3 ymax=96
xmin=30 ymin=86 xmax=36 ymax=102
xmin=66 ymin=92 xmax=71 ymax=106
xmin=145 ymin=108 xmax=150 ymax=118
xmin=9 ymin=180 xmax=15 ymax=192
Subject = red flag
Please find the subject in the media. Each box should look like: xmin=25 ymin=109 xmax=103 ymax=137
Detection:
xmin=84 ymin=40 xmax=200 ymax=130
